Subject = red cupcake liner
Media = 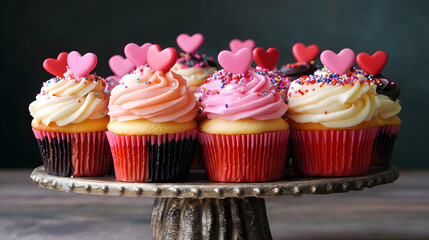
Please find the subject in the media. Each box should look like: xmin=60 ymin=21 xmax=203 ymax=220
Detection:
xmin=106 ymin=129 xmax=198 ymax=183
xmin=290 ymin=127 xmax=378 ymax=177
xmin=370 ymin=125 xmax=400 ymax=166
xmin=32 ymin=129 xmax=112 ymax=177
xmin=199 ymin=130 xmax=290 ymax=182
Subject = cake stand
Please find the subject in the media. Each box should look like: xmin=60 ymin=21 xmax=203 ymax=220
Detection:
xmin=31 ymin=165 xmax=399 ymax=240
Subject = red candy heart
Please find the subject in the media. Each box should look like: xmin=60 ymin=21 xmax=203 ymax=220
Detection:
xmin=176 ymin=33 xmax=204 ymax=53
xmin=356 ymin=51 xmax=388 ymax=75
xmin=253 ymin=47 xmax=280 ymax=70
xmin=124 ymin=43 xmax=152 ymax=67
xmin=67 ymin=51 xmax=98 ymax=77
xmin=43 ymin=52 xmax=68 ymax=76
xmin=109 ymin=55 xmax=135 ymax=77
xmin=147 ymin=44 xmax=178 ymax=72
xmin=292 ymin=43 xmax=320 ymax=63
xmin=229 ymin=39 xmax=255 ymax=53
xmin=218 ymin=48 xmax=253 ymax=74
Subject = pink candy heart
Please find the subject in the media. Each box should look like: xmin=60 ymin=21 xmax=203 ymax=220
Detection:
xmin=109 ymin=55 xmax=135 ymax=77
xmin=229 ymin=39 xmax=255 ymax=53
xmin=124 ymin=43 xmax=152 ymax=67
xmin=176 ymin=33 xmax=204 ymax=53
xmin=67 ymin=51 xmax=97 ymax=77
xmin=218 ymin=48 xmax=253 ymax=74
xmin=147 ymin=44 xmax=178 ymax=72
xmin=320 ymin=48 xmax=355 ymax=75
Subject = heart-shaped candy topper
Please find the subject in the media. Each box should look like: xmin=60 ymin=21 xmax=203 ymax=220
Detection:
xmin=124 ymin=43 xmax=152 ymax=67
xmin=320 ymin=48 xmax=355 ymax=75
xmin=176 ymin=33 xmax=204 ymax=54
xmin=147 ymin=44 xmax=178 ymax=72
xmin=253 ymin=47 xmax=280 ymax=70
xmin=292 ymin=43 xmax=320 ymax=63
xmin=356 ymin=51 xmax=388 ymax=76
xmin=218 ymin=48 xmax=253 ymax=74
xmin=229 ymin=39 xmax=255 ymax=53
xmin=67 ymin=51 xmax=97 ymax=78
xmin=43 ymin=52 xmax=68 ymax=76
xmin=109 ymin=55 xmax=135 ymax=77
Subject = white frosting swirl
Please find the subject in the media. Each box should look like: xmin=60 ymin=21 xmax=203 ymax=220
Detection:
xmin=375 ymin=94 xmax=401 ymax=119
xmin=29 ymin=70 xmax=108 ymax=126
xmin=171 ymin=63 xmax=215 ymax=86
xmin=287 ymin=74 xmax=379 ymax=128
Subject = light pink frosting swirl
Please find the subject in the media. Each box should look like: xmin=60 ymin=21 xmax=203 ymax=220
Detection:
xmin=195 ymin=69 xmax=288 ymax=121
xmin=108 ymin=66 xmax=197 ymax=123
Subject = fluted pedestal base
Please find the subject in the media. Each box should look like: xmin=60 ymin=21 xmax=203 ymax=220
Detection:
xmin=152 ymin=197 xmax=272 ymax=240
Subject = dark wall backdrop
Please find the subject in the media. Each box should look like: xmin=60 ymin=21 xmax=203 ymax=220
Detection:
xmin=1 ymin=0 xmax=428 ymax=169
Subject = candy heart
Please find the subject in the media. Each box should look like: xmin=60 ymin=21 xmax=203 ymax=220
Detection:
xmin=176 ymin=33 xmax=204 ymax=54
xmin=356 ymin=51 xmax=388 ymax=75
xmin=109 ymin=55 xmax=135 ymax=77
xmin=253 ymin=47 xmax=280 ymax=70
xmin=229 ymin=39 xmax=255 ymax=53
xmin=43 ymin=52 xmax=68 ymax=76
xmin=218 ymin=48 xmax=253 ymax=74
xmin=292 ymin=43 xmax=320 ymax=63
xmin=67 ymin=51 xmax=97 ymax=77
xmin=124 ymin=43 xmax=152 ymax=67
xmin=320 ymin=48 xmax=355 ymax=75
xmin=147 ymin=44 xmax=178 ymax=72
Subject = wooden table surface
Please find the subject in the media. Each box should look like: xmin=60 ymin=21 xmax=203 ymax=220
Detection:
xmin=0 ymin=169 xmax=428 ymax=240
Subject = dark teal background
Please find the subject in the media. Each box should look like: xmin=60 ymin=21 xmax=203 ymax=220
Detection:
xmin=1 ymin=0 xmax=428 ymax=169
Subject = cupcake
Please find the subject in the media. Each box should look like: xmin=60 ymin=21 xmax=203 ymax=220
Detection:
xmin=29 ymin=51 xmax=111 ymax=177
xmin=106 ymin=44 xmax=198 ymax=183
xmin=196 ymin=48 xmax=290 ymax=182
xmin=172 ymin=33 xmax=217 ymax=94
xmin=278 ymin=43 xmax=320 ymax=81
xmin=356 ymin=51 xmax=401 ymax=166
xmin=287 ymin=48 xmax=380 ymax=177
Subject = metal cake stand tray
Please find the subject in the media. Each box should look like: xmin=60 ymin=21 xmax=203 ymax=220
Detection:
xmin=31 ymin=165 xmax=399 ymax=240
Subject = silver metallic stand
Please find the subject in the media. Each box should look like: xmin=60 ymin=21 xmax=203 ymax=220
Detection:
xmin=31 ymin=165 xmax=399 ymax=240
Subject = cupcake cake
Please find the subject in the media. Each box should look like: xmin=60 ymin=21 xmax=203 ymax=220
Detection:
xmin=279 ymin=43 xmax=320 ymax=81
xmin=106 ymin=44 xmax=198 ymax=183
xmin=287 ymin=48 xmax=380 ymax=177
xmin=29 ymin=51 xmax=111 ymax=177
xmin=196 ymin=48 xmax=290 ymax=182
xmin=171 ymin=33 xmax=217 ymax=94
xmin=356 ymin=51 xmax=401 ymax=166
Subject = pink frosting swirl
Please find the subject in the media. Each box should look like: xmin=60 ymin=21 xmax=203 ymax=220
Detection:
xmin=108 ymin=66 xmax=197 ymax=122
xmin=195 ymin=69 xmax=287 ymax=121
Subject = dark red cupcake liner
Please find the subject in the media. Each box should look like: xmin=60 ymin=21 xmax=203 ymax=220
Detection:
xmin=33 ymin=129 xmax=112 ymax=177
xmin=291 ymin=127 xmax=378 ymax=177
xmin=106 ymin=129 xmax=198 ymax=183
xmin=370 ymin=125 xmax=400 ymax=166
xmin=199 ymin=130 xmax=290 ymax=182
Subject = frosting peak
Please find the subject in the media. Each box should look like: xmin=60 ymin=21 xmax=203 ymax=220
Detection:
xmin=196 ymin=68 xmax=288 ymax=121
xmin=108 ymin=66 xmax=197 ymax=123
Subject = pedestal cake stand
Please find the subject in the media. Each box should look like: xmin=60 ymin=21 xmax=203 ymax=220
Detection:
xmin=31 ymin=165 xmax=399 ymax=240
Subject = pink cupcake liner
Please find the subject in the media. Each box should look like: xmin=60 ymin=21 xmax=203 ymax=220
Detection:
xmin=291 ymin=127 xmax=379 ymax=177
xmin=32 ymin=129 xmax=112 ymax=177
xmin=106 ymin=129 xmax=198 ymax=183
xmin=199 ymin=130 xmax=290 ymax=182
xmin=371 ymin=125 xmax=400 ymax=166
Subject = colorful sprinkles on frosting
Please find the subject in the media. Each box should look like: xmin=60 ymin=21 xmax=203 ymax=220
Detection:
xmin=255 ymin=66 xmax=291 ymax=98
xmin=289 ymin=68 xmax=380 ymax=97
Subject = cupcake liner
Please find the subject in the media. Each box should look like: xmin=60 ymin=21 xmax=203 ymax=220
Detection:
xmin=106 ymin=129 xmax=198 ymax=183
xmin=190 ymin=142 xmax=205 ymax=169
xmin=32 ymin=129 xmax=112 ymax=177
xmin=370 ymin=125 xmax=400 ymax=166
xmin=291 ymin=127 xmax=378 ymax=177
xmin=199 ymin=130 xmax=290 ymax=182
